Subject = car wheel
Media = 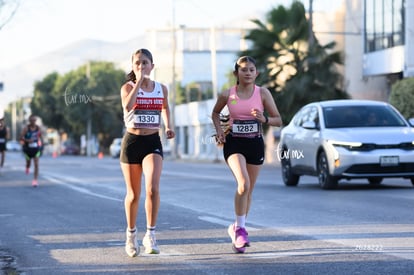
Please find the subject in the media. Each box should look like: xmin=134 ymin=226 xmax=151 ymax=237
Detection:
xmin=281 ymin=148 xmax=299 ymax=186
xmin=317 ymin=151 xmax=338 ymax=189
xmin=368 ymin=177 xmax=383 ymax=185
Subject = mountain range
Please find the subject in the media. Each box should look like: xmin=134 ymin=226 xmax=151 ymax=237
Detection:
xmin=0 ymin=34 xmax=146 ymax=111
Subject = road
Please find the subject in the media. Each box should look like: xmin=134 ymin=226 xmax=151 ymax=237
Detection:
xmin=1 ymin=151 xmax=414 ymax=274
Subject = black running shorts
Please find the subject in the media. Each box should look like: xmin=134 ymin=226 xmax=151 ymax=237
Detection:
xmin=223 ymin=133 xmax=264 ymax=165
xmin=120 ymin=132 xmax=163 ymax=164
xmin=23 ymin=147 xmax=41 ymax=159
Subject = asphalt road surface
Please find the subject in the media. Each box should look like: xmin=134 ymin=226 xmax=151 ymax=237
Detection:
xmin=1 ymin=151 xmax=413 ymax=274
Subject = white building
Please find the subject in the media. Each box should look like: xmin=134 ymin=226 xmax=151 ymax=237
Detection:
xmin=146 ymin=27 xmax=251 ymax=161
xmin=148 ymin=0 xmax=414 ymax=161
xmin=343 ymin=0 xmax=413 ymax=100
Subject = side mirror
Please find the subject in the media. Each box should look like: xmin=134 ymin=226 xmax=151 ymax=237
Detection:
xmin=302 ymin=121 xmax=317 ymax=129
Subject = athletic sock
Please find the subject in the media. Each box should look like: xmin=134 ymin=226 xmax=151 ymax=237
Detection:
xmin=235 ymin=215 xmax=246 ymax=228
xmin=128 ymin=227 xmax=137 ymax=233
xmin=146 ymin=226 xmax=156 ymax=235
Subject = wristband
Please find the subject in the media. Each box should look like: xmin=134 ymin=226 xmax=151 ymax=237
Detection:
xmin=264 ymin=115 xmax=269 ymax=124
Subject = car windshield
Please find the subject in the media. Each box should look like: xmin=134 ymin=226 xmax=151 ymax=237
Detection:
xmin=323 ymin=105 xmax=407 ymax=128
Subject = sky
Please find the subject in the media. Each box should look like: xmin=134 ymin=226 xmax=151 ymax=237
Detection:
xmin=0 ymin=0 xmax=341 ymax=70
xmin=0 ymin=0 xmax=343 ymax=114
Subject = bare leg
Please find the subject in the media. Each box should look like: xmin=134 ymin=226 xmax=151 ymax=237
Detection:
xmin=245 ymin=164 xmax=262 ymax=215
xmin=121 ymin=163 xmax=142 ymax=230
xmin=142 ymin=154 xmax=163 ymax=228
xmin=33 ymin=157 xmax=39 ymax=180
xmin=25 ymin=155 xmax=31 ymax=172
xmin=0 ymin=151 xmax=5 ymax=167
xmin=227 ymin=154 xmax=250 ymax=216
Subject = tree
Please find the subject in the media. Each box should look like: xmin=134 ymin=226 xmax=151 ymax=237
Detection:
xmin=389 ymin=77 xmax=414 ymax=119
xmin=30 ymin=61 xmax=126 ymax=150
xmin=241 ymin=1 xmax=349 ymax=124
xmin=31 ymin=72 xmax=68 ymax=131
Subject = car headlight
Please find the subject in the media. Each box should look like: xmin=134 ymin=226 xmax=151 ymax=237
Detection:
xmin=328 ymin=140 xmax=414 ymax=151
xmin=400 ymin=141 xmax=414 ymax=150
xmin=327 ymin=140 xmax=363 ymax=150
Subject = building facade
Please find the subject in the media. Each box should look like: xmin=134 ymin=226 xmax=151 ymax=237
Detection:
xmin=147 ymin=0 xmax=413 ymax=161
xmin=146 ymin=27 xmax=249 ymax=160
xmin=344 ymin=0 xmax=413 ymax=100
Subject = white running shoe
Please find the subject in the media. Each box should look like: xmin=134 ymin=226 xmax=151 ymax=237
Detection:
xmin=228 ymin=224 xmax=236 ymax=243
xmin=125 ymin=229 xmax=139 ymax=257
xmin=142 ymin=233 xmax=160 ymax=254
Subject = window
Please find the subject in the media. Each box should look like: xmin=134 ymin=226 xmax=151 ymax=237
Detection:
xmin=293 ymin=106 xmax=318 ymax=128
xmin=364 ymin=0 xmax=405 ymax=53
xmin=323 ymin=105 xmax=406 ymax=128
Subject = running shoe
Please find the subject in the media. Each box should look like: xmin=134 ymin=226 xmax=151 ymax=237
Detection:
xmin=228 ymin=224 xmax=236 ymax=243
xmin=228 ymin=224 xmax=250 ymax=248
xmin=32 ymin=179 xmax=38 ymax=187
xmin=125 ymin=229 xmax=139 ymax=257
xmin=142 ymin=233 xmax=160 ymax=254
xmin=25 ymin=167 xmax=30 ymax=175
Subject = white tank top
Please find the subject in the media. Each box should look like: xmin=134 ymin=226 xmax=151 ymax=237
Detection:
xmin=123 ymin=81 xmax=164 ymax=129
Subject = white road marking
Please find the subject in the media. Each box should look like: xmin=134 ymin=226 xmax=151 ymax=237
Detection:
xmin=43 ymin=174 xmax=122 ymax=202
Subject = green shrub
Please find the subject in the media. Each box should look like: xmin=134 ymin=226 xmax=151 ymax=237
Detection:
xmin=389 ymin=77 xmax=414 ymax=119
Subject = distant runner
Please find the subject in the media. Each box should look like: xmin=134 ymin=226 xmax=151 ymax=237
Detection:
xmin=20 ymin=115 xmax=43 ymax=187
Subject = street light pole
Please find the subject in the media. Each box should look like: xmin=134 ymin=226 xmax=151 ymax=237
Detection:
xmin=210 ymin=25 xmax=218 ymax=99
xmin=308 ymin=0 xmax=315 ymax=47
xmin=170 ymin=0 xmax=178 ymax=159
xmin=85 ymin=61 xmax=92 ymax=157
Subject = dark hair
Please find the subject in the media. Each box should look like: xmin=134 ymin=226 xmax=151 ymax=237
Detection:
xmin=126 ymin=48 xmax=154 ymax=82
xmin=234 ymin=56 xmax=257 ymax=84
xmin=234 ymin=56 xmax=257 ymax=73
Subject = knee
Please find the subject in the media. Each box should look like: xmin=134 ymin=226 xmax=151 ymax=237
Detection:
xmin=125 ymin=192 xmax=139 ymax=204
xmin=146 ymin=184 xmax=159 ymax=198
xmin=237 ymin=181 xmax=250 ymax=195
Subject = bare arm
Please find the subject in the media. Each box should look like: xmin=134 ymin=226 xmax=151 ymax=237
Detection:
xmin=161 ymin=84 xmax=175 ymax=139
xmin=20 ymin=127 xmax=28 ymax=143
xmin=211 ymin=90 xmax=230 ymax=144
xmin=120 ymin=80 xmax=142 ymax=112
xmin=260 ymin=87 xmax=283 ymax=127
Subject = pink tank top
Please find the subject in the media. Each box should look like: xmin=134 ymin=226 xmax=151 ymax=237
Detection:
xmin=227 ymin=85 xmax=264 ymax=137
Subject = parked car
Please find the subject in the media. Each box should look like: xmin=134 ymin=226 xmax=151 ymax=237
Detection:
xmin=109 ymin=138 xmax=122 ymax=158
xmin=6 ymin=140 xmax=22 ymax=151
xmin=61 ymin=141 xmax=80 ymax=155
xmin=279 ymin=99 xmax=414 ymax=189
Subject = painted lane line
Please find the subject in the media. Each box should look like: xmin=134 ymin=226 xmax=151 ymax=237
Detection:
xmin=43 ymin=175 xmax=122 ymax=202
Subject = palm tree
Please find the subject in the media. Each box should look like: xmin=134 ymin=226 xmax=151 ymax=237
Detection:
xmin=241 ymin=1 xmax=349 ymax=124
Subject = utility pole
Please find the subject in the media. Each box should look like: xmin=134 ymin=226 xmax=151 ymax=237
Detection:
xmin=308 ymin=0 xmax=315 ymax=47
xmin=86 ymin=61 xmax=92 ymax=157
xmin=12 ymin=100 xmax=17 ymax=140
xmin=170 ymin=0 xmax=178 ymax=159
xmin=210 ymin=25 xmax=218 ymax=99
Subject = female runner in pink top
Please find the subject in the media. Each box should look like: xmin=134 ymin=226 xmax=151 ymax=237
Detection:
xmin=212 ymin=56 xmax=282 ymax=253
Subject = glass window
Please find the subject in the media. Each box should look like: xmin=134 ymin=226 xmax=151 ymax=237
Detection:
xmin=364 ymin=0 xmax=405 ymax=53
xmin=323 ymin=105 xmax=406 ymax=128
